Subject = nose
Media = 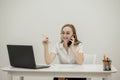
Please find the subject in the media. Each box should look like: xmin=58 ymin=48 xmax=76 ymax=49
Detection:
xmin=63 ymin=34 xmax=68 ymax=37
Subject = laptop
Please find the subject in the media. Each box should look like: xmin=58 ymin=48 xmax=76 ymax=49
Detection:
xmin=7 ymin=45 xmax=50 ymax=69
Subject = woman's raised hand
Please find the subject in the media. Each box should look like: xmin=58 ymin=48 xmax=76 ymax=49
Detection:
xmin=42 ymin=37 xmax=49 ymax=45
xmin=42 ymin=34 xmax=49 ymax=46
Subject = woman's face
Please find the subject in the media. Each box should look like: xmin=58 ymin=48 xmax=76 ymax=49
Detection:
xmin=61 ymin=26 xmax=73 ymax=43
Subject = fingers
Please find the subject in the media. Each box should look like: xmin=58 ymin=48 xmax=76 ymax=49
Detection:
xmin=71 ymin=36 xmax=75 ymax=40
xmin=43 ymin=37 xmax=49 ymax=44
xmin=70 ymin=37 xmax=75 ymax=42
xmin=69 ymin=36 xmax=75 ymax=46
xmin=42 ymin=34 xmax=49 ymax=44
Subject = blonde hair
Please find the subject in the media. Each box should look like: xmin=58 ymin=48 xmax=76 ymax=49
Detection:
xmin=60 ymin=24 xmax=81 ymax=46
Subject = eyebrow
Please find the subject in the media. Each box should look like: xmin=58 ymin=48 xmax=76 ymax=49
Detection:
xmin=62 ymin=31 xmax=71 ymax=32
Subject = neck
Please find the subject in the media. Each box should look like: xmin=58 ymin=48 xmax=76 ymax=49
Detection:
xmin=63 ymin=43 xmax=69 ymax=49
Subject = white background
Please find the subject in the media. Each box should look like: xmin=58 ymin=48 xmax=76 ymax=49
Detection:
xmin=0 ymin=0 xmax=120 ymax=80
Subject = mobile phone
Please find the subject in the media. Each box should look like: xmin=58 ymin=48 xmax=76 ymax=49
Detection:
xmin=67 ymin=35 xmax=75 ymax=47
xmin=67 ymin=40 xmax=72 ymax=47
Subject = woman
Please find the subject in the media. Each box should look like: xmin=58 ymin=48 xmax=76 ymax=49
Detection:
xmin=42 ymin=24 xmax=86 ymax=80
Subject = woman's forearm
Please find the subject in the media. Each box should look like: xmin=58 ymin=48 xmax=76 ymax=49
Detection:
xmin=44 ymin=45 xmax=56 ymax=65
xmin=44 ymin=45 xmax=51 ymax=64
xmin=70 ymin=46 xmax=84 ymax=64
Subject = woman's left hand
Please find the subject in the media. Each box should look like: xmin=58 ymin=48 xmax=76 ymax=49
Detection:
xmin=70 ymin=36 xmax=75 ymax=46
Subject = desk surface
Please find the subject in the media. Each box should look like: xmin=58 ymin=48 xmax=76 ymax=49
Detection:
xmin=1 ymin=64 xmax=117 ymax=73
xmin=1 ymin=64 xmax=117 ymax=79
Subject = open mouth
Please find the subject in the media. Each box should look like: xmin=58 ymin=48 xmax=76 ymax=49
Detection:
xmin=63 ymin=38 xmax=70 ymax=42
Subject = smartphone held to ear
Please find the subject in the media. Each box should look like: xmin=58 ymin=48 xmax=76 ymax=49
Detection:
xmin=67 ymin=40 xmax=72 ymax=47
xmin=67 ymin=35 xmax=75 ymax=47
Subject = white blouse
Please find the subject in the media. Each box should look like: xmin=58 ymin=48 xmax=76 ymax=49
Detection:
xmin=51 ymin=42 xmax=83 ymax=64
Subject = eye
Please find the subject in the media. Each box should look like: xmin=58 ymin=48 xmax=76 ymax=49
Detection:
xmin=66 ymin=32 xmax=70 ymax=35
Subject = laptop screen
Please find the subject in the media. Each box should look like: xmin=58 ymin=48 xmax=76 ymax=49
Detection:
xmin=7 ymin=45 xmax=36 ymax=68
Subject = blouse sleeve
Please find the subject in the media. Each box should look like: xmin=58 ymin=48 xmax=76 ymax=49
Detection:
xmin=50 ymin=43 xmax=58 ymax=54
xmin=76 ymin=43 xmax=84 ymax=53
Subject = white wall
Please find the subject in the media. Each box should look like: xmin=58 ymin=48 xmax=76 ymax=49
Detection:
xmin=0 ymin=0 xmax=120 ymax=80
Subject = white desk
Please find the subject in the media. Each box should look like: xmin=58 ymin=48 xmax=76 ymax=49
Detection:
xmin=1 ymin=64 xmax=117 ymax=80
